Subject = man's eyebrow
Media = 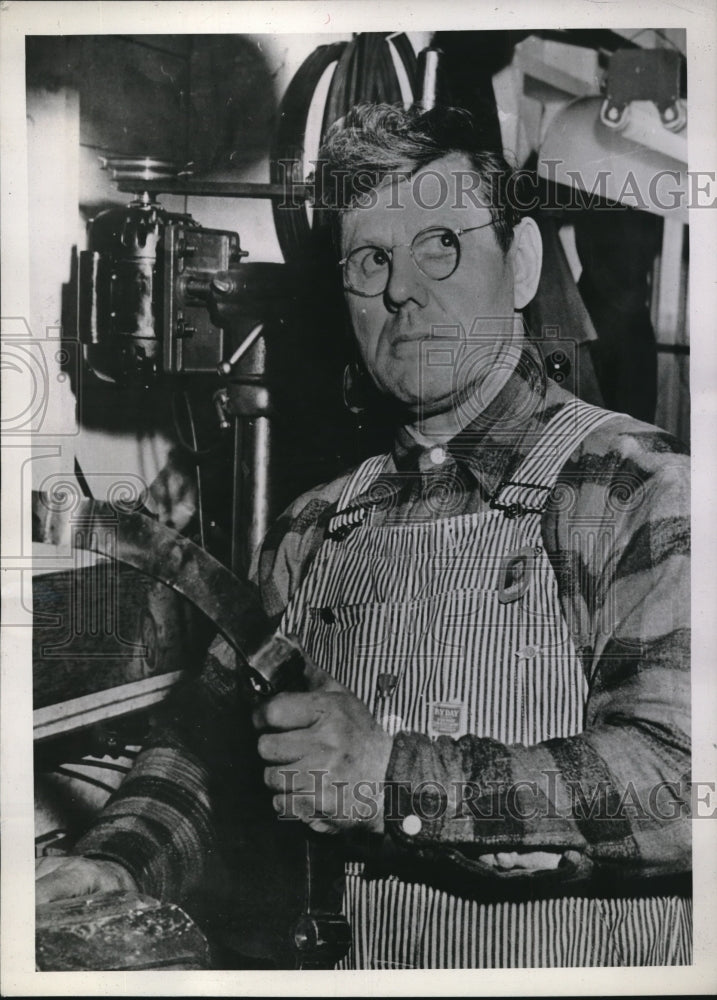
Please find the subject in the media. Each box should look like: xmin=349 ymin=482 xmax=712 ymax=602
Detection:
xmin=346 ymin=217 xmax=467 ymax=246
xmin=344 ymin=234 xmax=389 ymax=248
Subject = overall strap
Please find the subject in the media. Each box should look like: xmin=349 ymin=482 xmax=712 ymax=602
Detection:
xmin=336 ymin=453 xmax=389 ymax=509
xmin=490 ymin=399 xmax=618 ymax=518
xmin=327 ymin=453 xmax=389 ymax=540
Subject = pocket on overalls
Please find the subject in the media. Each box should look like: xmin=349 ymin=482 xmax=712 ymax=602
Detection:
xmin=301 ymin=588 xmax=489 ymax=735
xmin=300 ymin=601 xmax=391 ymax=707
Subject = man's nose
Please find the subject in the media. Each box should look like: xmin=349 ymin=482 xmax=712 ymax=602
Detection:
xmin=384 ymin=246 xmax=429 ymax=311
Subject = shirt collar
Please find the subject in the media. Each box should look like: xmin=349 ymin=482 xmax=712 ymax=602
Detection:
xmin=391 ymin=341 xmax=555 ymax=500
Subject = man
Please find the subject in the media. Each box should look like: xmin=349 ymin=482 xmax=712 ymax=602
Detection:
xmin=37 ymin=104 xmax=691 ymax=968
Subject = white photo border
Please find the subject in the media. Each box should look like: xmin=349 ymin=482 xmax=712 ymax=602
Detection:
xmin=2 ymin=1 xmax=716 ymax=994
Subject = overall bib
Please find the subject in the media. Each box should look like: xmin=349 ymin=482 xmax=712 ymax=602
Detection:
xmin=280 ymin=399 xmax=691 ymax=968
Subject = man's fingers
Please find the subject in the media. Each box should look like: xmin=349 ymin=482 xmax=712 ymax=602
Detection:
xmin=272 ymin=792 xmax=313 ymax=819
xmin=252 ymin=691 xmax=324 ymax=732
xmin=265 ymin=766 xmax=295 ymax=793
xmin=35 ymin=856 xmax=99 ymax=904
xmin=271 ymin=793 xmax=339 ymax=834
xmin=251 ymin=660 xmax=350 ymax=732
xmin=257 ymin=730 xmax=315 ymax=764
xmin=35 ymin=856 xmax=68 ymax=878
xmin=35 ymin=857 xmax=138 ymax=905
xmin=479 ymin=851 xmax=563 ymax=872
xmin=507 ymin=850 xmax=562 ymax=870
xmin=299 ymin=657 xmax=343 ymax=693
xmin=264 ymin=764 xmax=318 ymax=794
xmin=36 ymin=867 xmax=86 ymax=905
xmin=306 ymin=817 xmax=340 ymax=835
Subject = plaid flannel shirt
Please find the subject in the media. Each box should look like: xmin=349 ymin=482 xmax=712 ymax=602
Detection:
xmin=77 ymin=347 xmax=691 ymax=901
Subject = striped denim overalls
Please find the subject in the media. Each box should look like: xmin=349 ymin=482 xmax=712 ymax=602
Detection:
xmin=280 ymin=399 xmax=691 ymax=968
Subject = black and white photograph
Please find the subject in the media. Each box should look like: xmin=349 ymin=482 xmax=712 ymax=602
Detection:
xmin=1 ymin=1 xmax=716 ymax=994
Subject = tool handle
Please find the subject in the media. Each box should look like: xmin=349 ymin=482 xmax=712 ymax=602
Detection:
xmin=244 ymin=632 xmax=308 ymax=700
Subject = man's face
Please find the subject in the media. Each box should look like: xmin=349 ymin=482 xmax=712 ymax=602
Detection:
xmin=340 ymin=153 xmax=522 ymax=420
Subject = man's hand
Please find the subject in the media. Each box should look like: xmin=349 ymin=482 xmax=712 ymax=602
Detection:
xmin=147 ymin=453 xmax=197 ymax=531
xmin=35 ymin=856 xmax=138 ymax=905
xmin=253 ymin=661 xmax=393 ymax=835
xmin=478 ymin=851 xmax=562 ymax=871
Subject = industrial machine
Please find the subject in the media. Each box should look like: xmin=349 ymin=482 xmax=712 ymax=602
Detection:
xmin=32 ymin=28 xmax=689 ymax=969
xmin=33 ymin=31 xmax=422 ymax=969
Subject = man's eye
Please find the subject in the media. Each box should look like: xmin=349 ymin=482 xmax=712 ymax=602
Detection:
xmin=431 ymin=231 xmax=457 ymax=251
xmin=353 ymin=247 xmax=388 ymax=275
xmin=414 ymin=230 xmax=457 ymax=257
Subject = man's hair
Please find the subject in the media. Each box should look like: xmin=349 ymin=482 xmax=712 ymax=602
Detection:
xmin=314 ymin=103 xmax=521 ymax=253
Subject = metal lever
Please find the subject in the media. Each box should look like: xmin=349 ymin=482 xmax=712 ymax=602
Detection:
xmin=292 ymin=913 xmax=352 ymax=968
xmin=216 ymin=322 xmax=265 ymax=376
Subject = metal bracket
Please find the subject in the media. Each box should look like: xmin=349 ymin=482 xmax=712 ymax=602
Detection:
xmin=489 ymin=481 xmax=552 ymax=519
xmin=601 ymin=48 xmax=685 ymax=132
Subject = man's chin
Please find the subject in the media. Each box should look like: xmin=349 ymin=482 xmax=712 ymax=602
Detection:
xmin=381 ymin=374 xmax=501 ymax=427
xmin=384 ymin=383 xmax=465 ymax=420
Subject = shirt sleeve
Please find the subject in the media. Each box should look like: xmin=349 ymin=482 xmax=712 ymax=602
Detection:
xmin=75 ymin=634 xmax=244 ymax=902
xmin=249 ymin=474 xmax=348 ymax=624
xmin=75 ymin=476 xmax=347 ymax=901
xmin=384 ymin=424 xmax=691 ymax=885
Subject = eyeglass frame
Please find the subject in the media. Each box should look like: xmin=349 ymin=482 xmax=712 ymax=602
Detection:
xmin=338 ymin=220 xmax=497 ymax=298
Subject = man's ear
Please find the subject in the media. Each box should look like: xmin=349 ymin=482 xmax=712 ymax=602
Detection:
xmin=510 ymin=217 xmax=543 ymax=310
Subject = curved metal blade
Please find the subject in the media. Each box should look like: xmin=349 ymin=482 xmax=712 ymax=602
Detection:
xmin=32 ymin=494 xmax=274 ymax=688
xmin=32 ymin=493 xmax=344 ymax=963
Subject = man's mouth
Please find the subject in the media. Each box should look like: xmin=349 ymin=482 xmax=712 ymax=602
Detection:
xmin=391 ymin=329 xmax=427 ymax=346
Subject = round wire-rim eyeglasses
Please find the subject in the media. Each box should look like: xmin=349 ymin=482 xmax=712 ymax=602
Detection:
xmin=338 ymin=221 xmax=497 ymax=298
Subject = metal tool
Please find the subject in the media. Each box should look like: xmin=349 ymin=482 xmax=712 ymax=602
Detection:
xmin=36 ymin=891 xmax=210 ymax=971
xmin=33 ymin=492 xmax=302 ymax=698
xmin=32 ymin=492 xmax=351 ymax=968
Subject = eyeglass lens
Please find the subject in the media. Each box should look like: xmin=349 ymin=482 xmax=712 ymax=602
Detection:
xmin=344 ymin=227 xmax=460 ymax=295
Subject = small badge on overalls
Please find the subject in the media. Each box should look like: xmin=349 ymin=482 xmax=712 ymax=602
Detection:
xmin=497 ymin=545 xmax=535 ymax=604
xmin=428 ymin=702 xmax=467 ymax=740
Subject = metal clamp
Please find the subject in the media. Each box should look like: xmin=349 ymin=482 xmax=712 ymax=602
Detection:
xmin=489 ymin=481 xmax=552 ymax=519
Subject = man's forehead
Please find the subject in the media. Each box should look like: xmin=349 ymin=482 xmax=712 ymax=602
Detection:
xmin=340 ymin=152 xmax=491 ymax=243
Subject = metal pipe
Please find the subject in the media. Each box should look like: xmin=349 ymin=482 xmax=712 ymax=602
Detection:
xmin=231 ymin=414 xmax=272 ymax=575
xmin=249 ymin=416 xmax=272 ymax=565
xmin=34 ymin=672 xmax=182 ymax=743
xmin=231 ymin=418 xmax=245 ymax=575
xmin=118 ymin=179 xmax=312 ymax=200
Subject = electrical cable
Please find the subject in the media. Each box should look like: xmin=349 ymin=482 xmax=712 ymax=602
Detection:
xmin=271 ymin=34 xmax=419 ymax=265
xmin=386 ymin=32 xmax=419 ymax=104
xmin=271 ymin=41 xmax=348 ymax=265
xmin=52 ymin=767 xmax=117 ymax=795
xmin=74 ymin=456 xmax=94 ymax=499
xmin=170 ymin=389 xmax=225 ymax=458
xmin=64 ymin=759 xmax=132 ymax=774
xmin=181 ymin=390 xmax=207 ymax=550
